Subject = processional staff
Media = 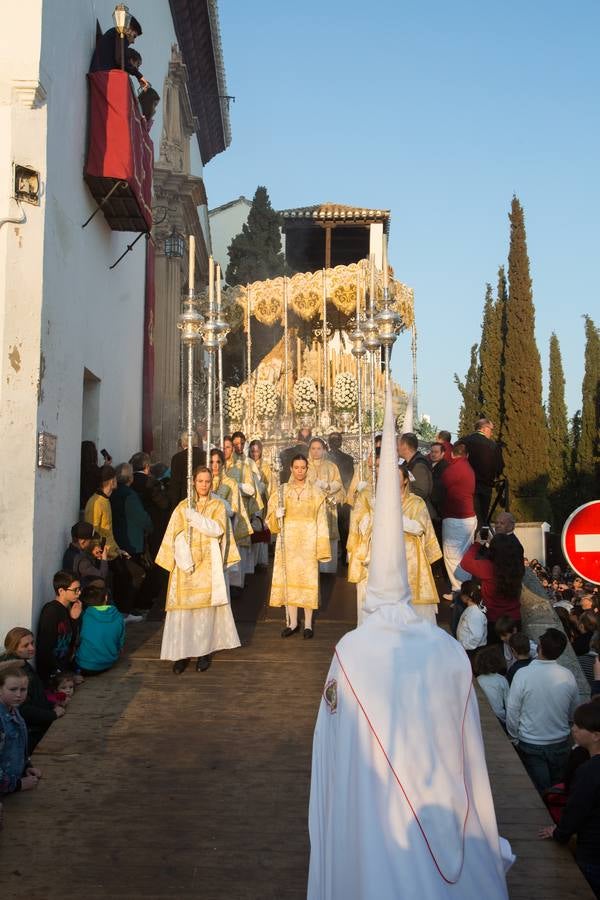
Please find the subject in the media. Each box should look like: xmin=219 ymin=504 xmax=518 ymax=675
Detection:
xmin=272 ymin=451 xmax=289 ymax=619
xmin=177 ymin=235 xmax=204 ymax=541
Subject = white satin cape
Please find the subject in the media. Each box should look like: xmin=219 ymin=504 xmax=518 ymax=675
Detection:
xmin=308 ymin=604 xmax=510 ymax=900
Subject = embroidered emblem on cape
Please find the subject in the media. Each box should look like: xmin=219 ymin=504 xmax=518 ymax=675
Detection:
xmin=324 ymin=678 xmax=338 ymax=714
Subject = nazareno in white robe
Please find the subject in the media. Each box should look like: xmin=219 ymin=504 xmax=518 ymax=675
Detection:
xmin=308 ymin=604 xmax=511 ymax=900
xmin=308 ymin=384 xmax=511 ymax=900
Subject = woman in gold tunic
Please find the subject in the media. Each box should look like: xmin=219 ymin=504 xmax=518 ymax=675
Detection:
xmin=347 ymin=483 xmax=375 ymax=626
xmin=267 ymin=454 xmax=331 ymax=639
xmin=398 ymin=463 xmax=442 ymax=624
xmin=224 ymin=435 xmax=263 ymax=578
xmin=156 ymin=467 xmax=241 ymax=674
xmin=210 ymin=449 xmax=252 ymax=589
xmin=306 ymin=438 xmax=345 ymax=574
xmin=249 ymin=439 xmax=273 ymax=568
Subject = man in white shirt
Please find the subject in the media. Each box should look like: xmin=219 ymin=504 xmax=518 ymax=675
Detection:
xmin=506 ymin=628 xmax=579 ymax=793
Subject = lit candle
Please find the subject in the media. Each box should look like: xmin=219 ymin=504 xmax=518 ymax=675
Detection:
xmin=208 ymin=255 xmax=214 ymax=311
xmin=356 ymin=269 xmax=360 ymax=321
xmin=370 ymin=254 xmax=375 ymax=311
xmin=189 ymin=235 xmax=195 ymax=293
xmin=216 ymin=263 xmax=222 ymax=311
xmin=383 ymin=235 xmax=389 ymax=291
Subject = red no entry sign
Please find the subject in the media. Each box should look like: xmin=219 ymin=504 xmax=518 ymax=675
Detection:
xmin=562 ymin=500 xmax=600 ymax=585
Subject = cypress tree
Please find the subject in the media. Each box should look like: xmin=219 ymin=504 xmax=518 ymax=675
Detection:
xmin=496 ymin=265 xmax=508 ymax=437
xmin=455 ymin=343 xmax=481 ymax=437
xmin=577 ymin=315 xmax=600 ymax=498
xmin=479 ymin=283 xmax=503 ymax=427
xmin=226 ymin=186 xmax=285 ymax=286
xmin=547 ymin=333 xmax=569 ymax=492
xmin=502 ymin=197 xmax=550 ymax=521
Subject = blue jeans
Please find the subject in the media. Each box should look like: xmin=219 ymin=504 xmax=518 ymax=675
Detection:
xmin=517 ymin=737 xmax=571 ymax=793
xmin=0 ymin=703 xmax=28 ymax=794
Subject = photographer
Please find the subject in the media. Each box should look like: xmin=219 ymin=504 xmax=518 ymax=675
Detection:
xmin=460 ymin=418 xmax=504 ymax=531
xmin=460 ymin=532 xmax=525 ymax=644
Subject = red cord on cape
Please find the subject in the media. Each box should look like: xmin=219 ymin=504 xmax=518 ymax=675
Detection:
xmin=334 ymin=648 xmax=472 ymax=885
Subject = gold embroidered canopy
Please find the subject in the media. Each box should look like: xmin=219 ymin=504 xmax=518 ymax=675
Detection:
xmin=227 ymin=261 xmax=414 ymax=328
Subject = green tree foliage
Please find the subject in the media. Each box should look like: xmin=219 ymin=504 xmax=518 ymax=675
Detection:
xmin=495 ymin=265 xmax=508 ymax=437
xmin=415 ymin=417 xmax=439 ymax=442
xmin=547 ymin=333 xmax=569 ymax=492
xmin=576 ymin=315 xmax=600 ymax=498
xmin=479 ymin=283 xmax=503 ymax=428
xmin=502 ymin=197 xmax=551 ymax=521
xmin=455 ymin=343 xmax=481 ymax=437
xmin=226 ymin=186 xmax=286 ymax=286
xmin=223 ymin=187 xmax=286 ymax=384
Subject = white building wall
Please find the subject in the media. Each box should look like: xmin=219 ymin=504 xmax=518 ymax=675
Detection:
xmin=209 ymin=197 xmax=252 ymax=278
xmin=0 ymin=0 xmax=183 ymax=636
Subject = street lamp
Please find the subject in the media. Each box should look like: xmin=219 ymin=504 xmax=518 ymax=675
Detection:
xmin=112 ymin=4 xmax=131 ymax=70
xmin=164 ymin=226 xmax=185 ymax=259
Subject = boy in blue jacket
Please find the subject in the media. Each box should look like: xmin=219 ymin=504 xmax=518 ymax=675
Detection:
xmin=76 ymin=585 xmax=125 ymax=674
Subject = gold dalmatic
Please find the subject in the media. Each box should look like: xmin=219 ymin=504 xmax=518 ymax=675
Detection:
xmin=156 ymin=498 xmax=240 ymax=611
xmin=266 ymin=482 xmax=331 ymax=609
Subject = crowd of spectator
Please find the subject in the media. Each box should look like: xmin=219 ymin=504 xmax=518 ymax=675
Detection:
xmin=0 ymin=441 xmax=173 ymax=827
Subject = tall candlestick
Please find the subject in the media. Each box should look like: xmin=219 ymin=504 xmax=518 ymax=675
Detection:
xmin=189 ymin=235 xmax=195 ymax=293
xmin=246 ymin=285 xmax=252 ymax=430
xmin=216 ymin=263 xmax=225 ymax=447
xmin=370 ymin=254 xmax=375 ymax=313
xmin=283 ymin=277 xmax=289 ymax=418
xmin=206 ymin=256 xmax=214 ymax=453
xmin=322 ymin=269 xmax=329 ymax=416
xmin=383 ymin=234 xmax=389 ymax=291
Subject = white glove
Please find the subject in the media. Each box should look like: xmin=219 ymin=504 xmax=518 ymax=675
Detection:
xmin=329 ymin=480 xmax=342 ymax=494
xmin=276 ymin=506 xmax=286 ymax=520
xmin=316 ymin=479 xmax=329 ymax=491
xmin=185 ymin=508 xmax=224 ymax=537
xmin=358 ymin=514 xmax=371 ymax=536
xmin=356 ymin=480 xmax=368 ymax=493
xmin=403 ymin=516 xmax=424 ymax=536
xmin=240 ymin=482 xmax=255 ymax=497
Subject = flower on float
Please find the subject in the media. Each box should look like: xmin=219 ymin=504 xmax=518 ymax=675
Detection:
xmin=293 ymin=376 xmax=318 ymax=413
xmin=332 ymin=372 xmax=358 ymax=411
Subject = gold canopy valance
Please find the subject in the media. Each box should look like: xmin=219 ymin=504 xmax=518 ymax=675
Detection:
xmin=227 ymin=261 xmax=414 ymax=329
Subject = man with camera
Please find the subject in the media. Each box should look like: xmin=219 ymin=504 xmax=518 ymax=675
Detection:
xmin=460 ymin=418 xmax=504 ymax=531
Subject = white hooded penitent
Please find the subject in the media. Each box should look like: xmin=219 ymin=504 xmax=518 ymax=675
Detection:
xmin=308 ymin=385 xmax=512 ymax=900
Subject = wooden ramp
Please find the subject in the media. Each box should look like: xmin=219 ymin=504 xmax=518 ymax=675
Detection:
xmin=0 ymin=568 xmax=593 ymax=899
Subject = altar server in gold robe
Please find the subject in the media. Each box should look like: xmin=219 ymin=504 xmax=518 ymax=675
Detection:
xmin=399 ymin=462 xmax=442 ymax=624
xmin=267 ymin=454 xmax=331 ymax=639
xmin=249 ymin=439 xmax=274 ymax=568
xmin=223 ymin=435 xmax=262 ymax=577
xmin=210 ymin=449 xmax=252 ymax=589
xmin=156 ymin=466 xmax=240 ymax=674
xmin=346 ymin=454 xmax=378 ymax=625
xmin=306 ymin=438 xmax=344 ymax=574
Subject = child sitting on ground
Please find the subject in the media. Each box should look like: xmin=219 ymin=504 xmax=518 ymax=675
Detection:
xmin=506 ymin=632 xmax=533 ymax=685
xmin=0 ymin=662 xmax=42 ymax=796
xmin=495 ymin=615 xmax=536 ymax=667
xmin=456 ymin=582 xmax=487 ymax=661
xmin=475 ymin=645 xmax=509 ymax=725
xmin=45 ymin=672 xmax=75 ymax=708
xmin=75 ymin=584 xmax=125 ymax=675
xmin=0 ymin=628 xmax=65 ymax=752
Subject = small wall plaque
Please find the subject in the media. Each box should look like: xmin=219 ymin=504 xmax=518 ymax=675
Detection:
xmin=37 ymin=431 xmax=57 ymax=468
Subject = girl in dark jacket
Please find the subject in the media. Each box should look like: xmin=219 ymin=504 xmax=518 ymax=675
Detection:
xmin=0 ymin=628 xmax=65 ymax=752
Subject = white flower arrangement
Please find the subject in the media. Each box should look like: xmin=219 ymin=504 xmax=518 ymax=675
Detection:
xmin=224 ymin=385 xmax=244 ymax=423
xmin=254 ymin=381 xmax=278 ymax=419
xmin=333 ymin=372 xmax=358 ymax=412
xmin=293 ymin=376 xmax=318 ymax=413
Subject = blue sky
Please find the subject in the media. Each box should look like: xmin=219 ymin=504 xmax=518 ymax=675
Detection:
xmin=205 ymin=0 xmax=600 ymax=435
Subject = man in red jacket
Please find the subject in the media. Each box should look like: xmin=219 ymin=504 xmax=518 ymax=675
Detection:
xmin=440 ymin=442 xmax=477 ymax=596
